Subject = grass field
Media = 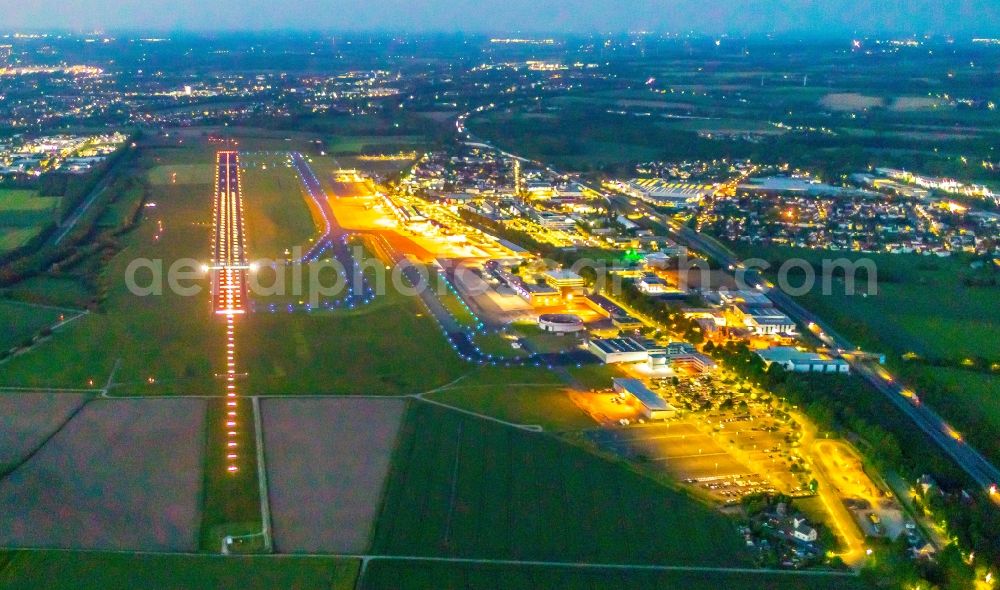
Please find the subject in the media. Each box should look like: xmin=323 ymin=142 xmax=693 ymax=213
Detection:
xmin=2 ymin=275 xmax=93 ymax=308
xmin=0 ymin=188 xmax=59 ymax=253
xmin=324 ymin=134 xmax=426 ymax=155
xmin=0 ymin=168 xmax=225 ymax=393
xmin=240 ymin=153 xmax=319 ymax=260
xmin=428 ymin=267 xmax=481 ymax=331
xmin=0 ymin=189 xmax=59 ymax=219
xmin=240 ymin=288 xmax=466 ymax=394
xmin=199 ymin=399 xmax=263 ymax=552
xmin=372 ymin=402 xmax=747 ymax=565
xmin=0 ymin=552 xmax=359 ymax=590
xmin=565 ymin=364 xmax=626 ymax=391
xmin=426 ymin=385 xmax=595 ymax=431
xmin=360 ymin=560 xmax=870 ymax=590
xmin=0 ymin=300 xmax=66 ymax=351
xmin=0 ymin=227 xmax=43 ymax=252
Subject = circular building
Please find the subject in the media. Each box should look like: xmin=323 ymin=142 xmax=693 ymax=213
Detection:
xmin=537 ymin=313 xmax=585 ymax=334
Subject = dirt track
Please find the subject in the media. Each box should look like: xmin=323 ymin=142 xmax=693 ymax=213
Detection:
xmin=261 ymin=397 xmax=406 ymax=552
xmin=0 ymin=398 xmax=206 ymax=551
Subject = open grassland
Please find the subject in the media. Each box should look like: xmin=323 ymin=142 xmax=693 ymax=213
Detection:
xmin=0 ymin=149 xmax=224 ymax=394
xmin=372 ymin=403 xmax=747 ymax=565
xmin=0 ymin=392 xmax=90 ymax=473
xmin=0 ymin=552 xmax=359 ymax=590
xmin=360 ymin=560 xmax=870 ymax=590
xmin=0 ymin=300 xmax=67 ymax=351
xmin=565 ymin=364 xmax=626 ymax=391
xmin=262 ymin=397 xmax=406 ymax=552
xmin=241 ymin=285 xmax=466 ymax=395
xmin=240 ymin=153 xmax=319 ymax=260
xmin=0 ymin=189 xmax=59 ymax=222
xmin=0 ymin=398 xmax=206 ymax=551
xmin=147 ymin=163 xmax=216 ymax=186
xmin=2 ymin=275 xmax=93 ymax=308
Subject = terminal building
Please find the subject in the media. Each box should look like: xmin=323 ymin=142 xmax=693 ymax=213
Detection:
xmin=613 ymin=378 xmax=677 ymax=420
xmin=755 ymin=347 xmax=850 ymax=374
xmin=542 ymin=269 xmax=586 ymax=298
xmin=484 ymin=260 xmax=561 ymax=306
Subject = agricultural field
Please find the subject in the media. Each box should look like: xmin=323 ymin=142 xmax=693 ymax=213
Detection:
xmin=0 ymin=188 xmax=59 ymax=254
xmin=372 ymin=402 xmax=747 ymax=565
xmin=359 ymin=560 xmax=871 ymax=590
xmin=0 ymin=552 xmax=359 ymax=590
xmin=0 ymin=392 xmax=90 ymax=473
xmin=261 ymin=397 xmax=406 ymax=552
xmin=0 ymin=398 xmax=206 ymax=551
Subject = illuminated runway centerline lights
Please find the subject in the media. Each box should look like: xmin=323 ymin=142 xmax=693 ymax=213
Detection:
xmin=211 ymin=151 xmax=248 ymax=475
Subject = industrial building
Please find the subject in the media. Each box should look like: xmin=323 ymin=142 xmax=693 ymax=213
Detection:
xmin=583 ymin=293 xmax=643 ymax=328
xmin=612 ymin=378 xmax=677 ymax=420
xmin=664 ymin=342 xmax=718 ymax=372
xmin=637 ymin=272 xmax=669 ymax=294
xmin=755 ymin=347 xmax=850 ymax=374
xmin=589 ymin=337 xmax=662 ymax=364
xmin=619 ymin=179 xmax=714 ymax=208
xmin=726 ymin=303 xmax=796 ymax=336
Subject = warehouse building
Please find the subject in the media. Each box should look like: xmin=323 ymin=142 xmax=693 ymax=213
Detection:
xmin=619 ymin=179 xmax=714 ymax=208
xmin=613 ymin=378 xmax=677 ymax=420
xmin=755 ymin=347 xmax=849 ymax=374
xmin=589 ymin=337 xmax=662 ymax=364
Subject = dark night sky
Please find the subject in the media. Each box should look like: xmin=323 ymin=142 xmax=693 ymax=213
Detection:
xmin=3 ymin=0 xmax=998 ymax=35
